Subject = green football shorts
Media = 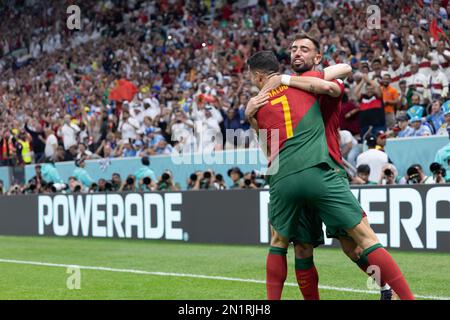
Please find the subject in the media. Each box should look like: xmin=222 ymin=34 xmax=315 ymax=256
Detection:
xmin=269 ymin=162 xmax=363 ymax=243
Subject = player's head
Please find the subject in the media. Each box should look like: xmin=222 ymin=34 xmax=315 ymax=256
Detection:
xmin=290 ymin=33 xmax=322 ymax=74
xmin=247 ymin=50 xmax=280 ymax=89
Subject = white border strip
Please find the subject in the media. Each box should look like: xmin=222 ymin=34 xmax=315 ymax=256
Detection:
xmin=0 ymin=258 xmax=447 ymax=300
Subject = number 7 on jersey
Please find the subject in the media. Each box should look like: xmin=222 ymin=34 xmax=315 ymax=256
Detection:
xmin=270 ymin=95 xmax=294 ymax=139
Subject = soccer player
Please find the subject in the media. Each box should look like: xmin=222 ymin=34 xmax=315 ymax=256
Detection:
xmin=246 ymin=50 xmax=414 ymax=300
xmin=256 ymin=34 xmax=394 ymax=300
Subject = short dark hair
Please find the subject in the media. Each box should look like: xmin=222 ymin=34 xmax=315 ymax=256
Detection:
xmin=142 ymin=156 xmax=150 ymax=166
xmin=357 ymin=164 xmax=371 ymax=174
xmin=247 ymin=50 xmax=280 ymax=74
xmin=372 ymin=59 xmax=382 ymax=65
xmin=293 ymin=32 xmax=321 ymax=53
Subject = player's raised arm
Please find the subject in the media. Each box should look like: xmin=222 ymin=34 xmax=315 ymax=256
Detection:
xmin=261 ymin=74 xmax=342 ymax=98
xmin=323 ymin=63 xmax=352 ymax=81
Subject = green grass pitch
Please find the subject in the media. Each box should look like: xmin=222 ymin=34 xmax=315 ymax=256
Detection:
xmin=0 ymin=236 xmax=449 ymax=300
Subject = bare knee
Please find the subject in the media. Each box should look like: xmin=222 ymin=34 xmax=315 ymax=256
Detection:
xmin=294 ymin=243 xmax=314 ymax=259
xmin=339 ymin=237 xmax=363 ymax=261
xmin=346 ymin=221 xmax=379 ymax=250
xmin=270 ymin=228 xmax=289 ymax=248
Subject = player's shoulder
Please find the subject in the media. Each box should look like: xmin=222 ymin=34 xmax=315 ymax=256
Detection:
xmin=301 ymin=70 xmax=324 ymax=79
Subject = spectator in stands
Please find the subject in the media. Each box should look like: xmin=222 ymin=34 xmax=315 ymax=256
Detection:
xmin=58 ymin=115 xmax=81 ymax=151
xmin=339 ymin=129 xmax=360 ymax=168
xmin=354 ymin=74 xmax=385 ymax=138
xmin=119 ymin=175 xmax=138 ymax=192
xmin=339 ymin=89 xmax=360 ymax=137
xmin=380 ymin=74 xmax=400 ymax=130
xmin=73 ymin=158 xmax=95 ymax=190
xmin=118 ymin=109 xmax=140 ymax=141
xmin=352 ymin=164 xmax=376 ymax=185
xmin=156 ymin=170 xmax=180 ymax=191
xmin=434 ymin=128 xmax=450 ymax=182
xmin=436 ymin=101 xmax=450 ymax=136
xmin=44 ymin=127 xmax=58 ymax=161
xmin=213 ymin=173 xmax=227 ymax=190
xmin=398 ymin=80 xmax=409 ymax=111
xmin=0 ymin=129 xmax=17 ymax=166
xmin=111 ymin=173 xmax=122 ymax=192
xmin=407 ymin=106 xmax=433 ymax=136
xmin=406 ymin=63 xmax=430 ymax=105
xmin=356 ymin=135 xmax=389 ymax=183
xmin=378 ymin=163 xmax=398 ymax=185
xmin=24 ymin=118 xmax=46 ymax=163
xmin=429 ymin=162 xmax=447 ymax=184
xmin=428 ymin=59 xmax=449 ymax=101
xmin=375 ymin=131 xmax=388 ymax=152
xmin=403 ymin=164 xmax=435 ymax=184
xmin=28 ymin=164 xmax=46 ymax=192
xmin=41 ymin=160 xmax=65 ymax=186
xmin=427 ymin=100 xmax=446 ymax=134
xmin=227 ymin=167 xmax=243 ymax=189
xmin=198 ymin=170 xmax=216 ymax=190
xmin=134 ymin=156 xmax=156 ymax=188
xmin=395 ymin=112 xmax=414 ymax=138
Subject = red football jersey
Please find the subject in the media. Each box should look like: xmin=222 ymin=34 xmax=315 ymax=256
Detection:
xmin=255 ymin=85 xmax=319 ymax=162
xmin=301 ymin=70 xmax=345 ymax=166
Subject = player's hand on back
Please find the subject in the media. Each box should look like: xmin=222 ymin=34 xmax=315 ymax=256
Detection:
xmin=261 ymin=75 xmax=282 ymax=93
xmin=245 ymin=91 xmax=269 ymax=119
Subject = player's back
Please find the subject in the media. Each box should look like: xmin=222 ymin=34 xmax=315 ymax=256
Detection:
xmin=256 ymin=85 xmax=334 ymax=185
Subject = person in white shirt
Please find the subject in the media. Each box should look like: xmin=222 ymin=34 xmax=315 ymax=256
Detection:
xmin=428 ymin=59 xmax=449 ymax=101
xmin=170 ymin=110 xmax=195 ymax=153
xmin=199 ymin=106 xmax=222 ymax=152
xmin=356 ymin=135 xmax=389 ymax=183
xmin=406 ymin=63 xmax=430 ymax=104
xmin=339 ymin=130 xmax=360 ymax=168
xmin=142 ymin=97 xmax=161 ymax=121
xmin=57 ymin=115 xmax=80 ymax=150
xmin=387 ymin=57 xmax=406 ymax=91
xmin=44 ymin=127 xmax=58 ymax=160
xmin=118 ymin=109 xmax=140 ymax=140
xmin=428 ymin=40 xmax=450 ymax=81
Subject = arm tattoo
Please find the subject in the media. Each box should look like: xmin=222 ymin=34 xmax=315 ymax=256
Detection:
xmin=309 ymin=84 xmax=315 ymax=93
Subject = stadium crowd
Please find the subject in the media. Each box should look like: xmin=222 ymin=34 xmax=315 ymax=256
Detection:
xmin=1 ymin=0 xmax=450 ymax=194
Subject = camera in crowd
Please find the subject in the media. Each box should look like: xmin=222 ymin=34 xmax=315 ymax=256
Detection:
xmin=143 ymin=177 xmax=152 ymax=185
xmin=406 ymin=166 xmax=421 ymax=184
xmin=384 ymin=169 xmax=393 ymax=177
xmin=126 ymin=176 xmax=135 ymax=185
xmin=190 ymin=173 xmax=198 ymax=182
xmin=161 ymin=173 xmax=171 ymax=182
xmin=430 ymin=162 xmax=446 ymax=178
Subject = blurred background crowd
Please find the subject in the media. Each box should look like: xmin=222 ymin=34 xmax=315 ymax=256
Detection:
xmin=1 ymin=0 xmax=450 ymax=195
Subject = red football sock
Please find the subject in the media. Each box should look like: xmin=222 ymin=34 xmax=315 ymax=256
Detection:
xmin=266 ymin=247 xmax=288 ymax=300
xmin=295 ymin=256 xmax=320 ymax=300
xmin=364 ymin=244 xmax=415 ymax=300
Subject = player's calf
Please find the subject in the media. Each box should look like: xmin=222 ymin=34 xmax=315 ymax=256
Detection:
xmin=266 ymin=228 xmax=289 ymax=300
xmin=294 ymin=243 xmax=319 ymax=300
xmin=338 ymin=236 xmax=393 ymax=300
xmin=346 ymin=222 xmax=415 ymax=300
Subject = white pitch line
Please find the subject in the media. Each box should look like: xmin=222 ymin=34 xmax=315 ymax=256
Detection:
xmin=0 ymin=258 xmax=447 ymax=300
